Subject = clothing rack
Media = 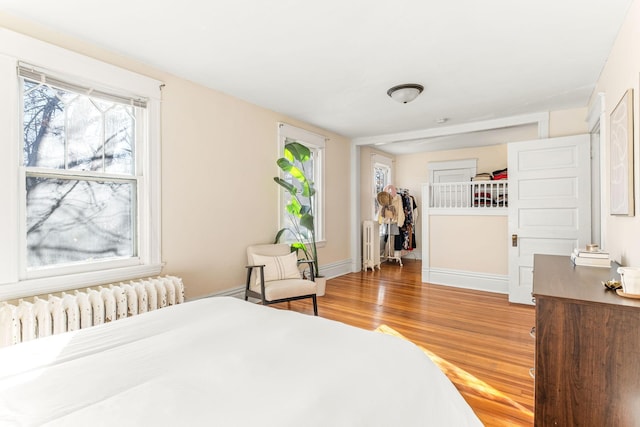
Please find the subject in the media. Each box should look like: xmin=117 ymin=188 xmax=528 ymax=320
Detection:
xmin=383 ymin=217 xmax=403 ymax=267
xmin=377 ymin=186 xmax=418 ymax=268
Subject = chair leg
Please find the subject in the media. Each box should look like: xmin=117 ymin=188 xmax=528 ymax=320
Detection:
xmin=244 ymin=267 xmax=252 ymax=301
xmin=312 ymin=295 xmax=318 ymax=316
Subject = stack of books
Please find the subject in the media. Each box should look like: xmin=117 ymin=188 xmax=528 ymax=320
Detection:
xmin=570 ymin=248 xmax=611 ymax=268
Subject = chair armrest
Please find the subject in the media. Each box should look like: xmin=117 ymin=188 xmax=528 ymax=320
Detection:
xmin=245 ymin=264 xmax=266 ymax=269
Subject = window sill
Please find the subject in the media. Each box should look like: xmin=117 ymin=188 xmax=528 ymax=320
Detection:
xmin=0 ymin=263 xmax=164 ymax=301
xmin=279 ymin=240 xmax=327 ymax=249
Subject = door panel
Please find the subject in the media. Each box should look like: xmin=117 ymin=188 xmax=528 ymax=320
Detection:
xmin=519 ymin=237 xmax=577 ymax=258
xmin=517 ymin=145 xmax=581 ymax=170
xmin=508 ymin=135 xmax=591 ymax=304
xmin=519 ymin=209 xmax=577 ymax=229
xmin=519 ymin=177 xmax=577 ymax=200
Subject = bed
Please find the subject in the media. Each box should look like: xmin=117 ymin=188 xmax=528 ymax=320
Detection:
xmin=0 ymin=297 xmax=482 ymax=426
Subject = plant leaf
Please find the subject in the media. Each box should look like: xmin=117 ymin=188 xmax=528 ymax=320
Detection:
xmin=286 ymin=197 xmax=302 ymax=216
xmin=285 ymin=165 xmax=313 ymax=197
xmin=274 ymin=228 xmax=288 ymax=243
xmin=285 ymin=141 xmax=311 ymax=162
xmin=276 ymin=157 xmax=293 ymax=172
xmin=290 ymin=242 xmax=310 ymax=260
xmin=283 ymin=148 xmax=294 ymax=163
xmin=300 ymin=213 xmax=314 ymax=231
xmin=291 ymin=242 xmax=305 ymax=250
xmin=299 ymin=205 xmax=311 ymax=215
xmin=273 ymin=177 xmax=296 ymax=194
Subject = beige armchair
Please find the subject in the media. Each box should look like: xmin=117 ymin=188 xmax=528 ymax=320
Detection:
xmin=245 ymin=243 xmax=318 ymax=315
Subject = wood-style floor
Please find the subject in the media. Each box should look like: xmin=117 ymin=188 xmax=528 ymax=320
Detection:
xmin=274 ymin=259 xmax=536 ymax=426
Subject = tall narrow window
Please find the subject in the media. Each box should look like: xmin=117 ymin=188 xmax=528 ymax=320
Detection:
xmin=372 ymin=153 xmax=393 ymax=220
xmin=277 ymin=123 xmax=325 ymax=243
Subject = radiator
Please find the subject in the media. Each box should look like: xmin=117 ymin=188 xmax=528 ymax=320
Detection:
xmin=0 ymin=275 xmax=184 ymax=348
xmin=363 ymin=220 xmax=381 ymax=271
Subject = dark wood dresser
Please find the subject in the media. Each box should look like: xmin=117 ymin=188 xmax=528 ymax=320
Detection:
xmin=532 ymin=254 xmax=640 ymax=426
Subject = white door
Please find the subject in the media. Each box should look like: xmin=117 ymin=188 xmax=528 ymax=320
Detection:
xmin=508 ymin=135 xmax=591 ymax=304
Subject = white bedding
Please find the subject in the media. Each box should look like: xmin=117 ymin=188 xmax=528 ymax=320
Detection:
xmin=0 ymin=297 xmax=481 ymax=426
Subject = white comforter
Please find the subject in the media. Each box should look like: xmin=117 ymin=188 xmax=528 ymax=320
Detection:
xmin=0 ymin=297 xmax=481 ymax=426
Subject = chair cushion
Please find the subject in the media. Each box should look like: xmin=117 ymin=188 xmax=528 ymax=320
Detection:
xmin=252 ymin=252 xmax=301 ymax=285
xmin=262 ymin=279 xmax=317 ymax=301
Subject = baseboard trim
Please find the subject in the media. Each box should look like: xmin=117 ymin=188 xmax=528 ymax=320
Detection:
xmin=189 ymin=286 xmax=245 ymax=302
xmin=422 ymin=267 xmax=508 ymax=294
xmin=193 ymin=258 xmax=353 ymax=302
xmin=319 ymin=258 xmax=352 ymax=279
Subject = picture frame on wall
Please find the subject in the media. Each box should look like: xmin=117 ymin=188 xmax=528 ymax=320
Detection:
xmin=609 ymin=88 xmax=634 ymax=216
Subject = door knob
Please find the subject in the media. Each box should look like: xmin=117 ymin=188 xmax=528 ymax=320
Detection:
xmin=512 ymin=234 xmax=518 ymax=247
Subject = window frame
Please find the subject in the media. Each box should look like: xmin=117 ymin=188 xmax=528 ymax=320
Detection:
xmin=277 ymin=123 xmax=325 ymax=245
xmin=0 ymin=29 xmax=162 ymax=300
xmin=371 ymin=153 xmax=393 ymax=220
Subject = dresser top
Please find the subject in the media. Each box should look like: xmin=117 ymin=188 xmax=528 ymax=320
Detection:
xmin=532 ymin=254 xmax=640 ymax=308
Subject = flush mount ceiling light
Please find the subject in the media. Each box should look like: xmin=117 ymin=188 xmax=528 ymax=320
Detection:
xmin=387 ymin=83 xmax=424 ymax=104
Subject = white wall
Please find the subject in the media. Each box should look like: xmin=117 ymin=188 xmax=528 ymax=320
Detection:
xmin=590 ymin=0 xmax=640 ymax=266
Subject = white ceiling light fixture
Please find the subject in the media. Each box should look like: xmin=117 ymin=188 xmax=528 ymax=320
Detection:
xmin=387 ymin=83 xmax=424 ymax=104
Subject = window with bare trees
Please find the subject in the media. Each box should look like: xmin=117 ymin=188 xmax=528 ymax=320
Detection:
xmin=0 ymin=29 xmax=162 ymax=299
xmin=21 ymin=67 xmax=143 ymax=269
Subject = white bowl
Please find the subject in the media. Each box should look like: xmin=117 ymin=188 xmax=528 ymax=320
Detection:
xmin=617 ymin=267 xmax=640 ymax=295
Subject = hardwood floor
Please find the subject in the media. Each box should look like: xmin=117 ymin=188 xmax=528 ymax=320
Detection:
xmin=274 ymin=259 xmax=536 ymax=426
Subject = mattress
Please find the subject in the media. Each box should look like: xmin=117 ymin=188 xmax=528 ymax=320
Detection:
xmin=0 ymin=297 xmax=481 ymax=426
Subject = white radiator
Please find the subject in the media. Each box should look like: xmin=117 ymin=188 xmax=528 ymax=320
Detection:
xmin=0 ymin=275 xmax=184 ymax=348
xmin=363 ymin=220 xmax=381 ymax=271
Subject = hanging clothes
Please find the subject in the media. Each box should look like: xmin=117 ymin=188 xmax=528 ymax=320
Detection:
xmin=395 ymin=191 xmax=418 ymax=251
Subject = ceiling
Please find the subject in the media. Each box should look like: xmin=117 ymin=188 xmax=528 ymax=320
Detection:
xmin=0 ymin=0 xmax=633 ymax=154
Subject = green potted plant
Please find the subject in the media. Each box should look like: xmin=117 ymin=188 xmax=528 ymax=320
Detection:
xmin=274 ymin=140 xmax=326 ymax=296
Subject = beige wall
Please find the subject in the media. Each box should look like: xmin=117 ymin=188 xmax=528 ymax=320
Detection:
xmin=0 ymin=14 xmax=351 ymax=299
xmin=394 ymin=144 xmax=513 ymax=274
xmin=549 ymin=108 xmax=589 ymax=137
xmin=589 ymin=0 xmax=640 ymax=267
xmin=161 ymin=79 xmax=351 ymax=297
xmin=430 ymin=215 xmax=508 ymax=274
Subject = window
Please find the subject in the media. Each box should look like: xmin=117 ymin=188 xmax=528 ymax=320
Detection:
xmin=21 ymin=67 xmax=142 ymax=270
xmin=372 ymin=153 xmax=393 ymax=219
xmin=0 ymin=30 xmax=162 ymax=299
xmin=277 ymin=123 xmax=325 ymax=244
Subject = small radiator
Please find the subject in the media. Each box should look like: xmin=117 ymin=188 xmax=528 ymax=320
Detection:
xmin=362 ymin=220 xmax=381 ymax=271
xmin=0 ymin=275 xmax=184 ymax=348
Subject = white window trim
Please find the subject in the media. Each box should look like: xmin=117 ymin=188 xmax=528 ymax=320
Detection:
xmin=371 ymin=153 xmax=393 ymax=219
xmin=277 ymin=122 xmax=326 ymax=245
xmin=0 ymin=29 xmax=162 ymax=300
